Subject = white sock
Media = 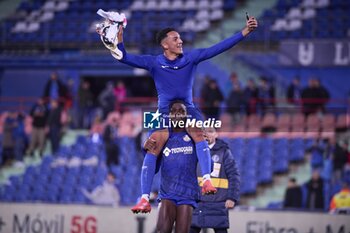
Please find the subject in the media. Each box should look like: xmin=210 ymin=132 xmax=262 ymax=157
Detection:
xmin=141 ymin=194 xmax=150 ymax=202
xmin=203 ymin=174 xmax=211 ymax=181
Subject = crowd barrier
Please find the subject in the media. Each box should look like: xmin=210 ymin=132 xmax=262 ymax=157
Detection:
xmin=0 ymin=203 xmax=348 ymax=233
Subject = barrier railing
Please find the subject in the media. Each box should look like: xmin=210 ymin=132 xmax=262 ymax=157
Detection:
xmin=0 ymin=96 xmax=348 ymax=114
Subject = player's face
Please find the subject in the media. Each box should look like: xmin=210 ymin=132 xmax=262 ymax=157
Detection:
xmin=163 ymin=31 xmax=183 ymax=55
xmin=170 ymin=102 xmax=187 ymax=122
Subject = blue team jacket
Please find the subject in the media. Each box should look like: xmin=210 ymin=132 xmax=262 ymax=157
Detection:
xmin=191 ymin=138 xmax=240 ymax=229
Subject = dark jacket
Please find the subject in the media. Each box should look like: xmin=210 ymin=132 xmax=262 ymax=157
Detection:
xmin=226 ymin=89 xmax=244 ymax=114
xmin=192 ymin=139 xmax=240 ymax=229
xmin=47 ymin=106 xmax=62 ymax=128
xmin=30 ymin=103 xmax=48 ymax=128
xmin=78 ymin=87 xmax=94 ymax=108
xmin=333 ymin=143 xmax=348 ymax=171
xmin=43 ymin=79 xmax=67 ymax=100
xmin=287 ymin=84 xmax=301 ymax=104
xmin=306 ymin=178 xmax=324 ymax=210
xmin=283 ymin=186 xmax=303 ymax=208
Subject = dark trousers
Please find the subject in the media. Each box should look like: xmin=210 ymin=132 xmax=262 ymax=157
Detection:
xmin=49 ymin=125 xmax=61 ymax=153
xmin=1 ymin=147 xmax=14 ymax=165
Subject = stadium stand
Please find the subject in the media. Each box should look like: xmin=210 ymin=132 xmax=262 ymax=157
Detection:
xmin=0 ymin=133 xmax=312 ymax=202
xmin=1 ymin=0 xmax=236 ymax=52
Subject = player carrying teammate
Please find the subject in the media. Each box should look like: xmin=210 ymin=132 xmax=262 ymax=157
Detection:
xmin=98 ymin=12 xmax=258 ymax=213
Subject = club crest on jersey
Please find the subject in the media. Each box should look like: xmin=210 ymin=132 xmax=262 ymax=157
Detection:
xmin=183 ymin=135 xmax=191 ymax=142
xmin=163 ymin=147 xmax=171 ymax=157
xmin=212 ymin=154 xmax=220 ymax=163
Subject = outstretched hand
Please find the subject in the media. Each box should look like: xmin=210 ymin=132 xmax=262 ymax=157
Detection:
xmin=242 ymin=16 xmax=258 ymax=36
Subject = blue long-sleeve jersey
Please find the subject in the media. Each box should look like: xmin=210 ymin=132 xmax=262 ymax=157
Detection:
xmin=117 ymin=32 xmax=244 ymax=110
xmin=159 ymin=131 xmax=199 ymax=202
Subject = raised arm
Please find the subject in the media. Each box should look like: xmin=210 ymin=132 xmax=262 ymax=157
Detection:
xmin=191 ymin=16 xmax=258 ymax=63
xmin=115 ymin=26 xmax=154 ymax=70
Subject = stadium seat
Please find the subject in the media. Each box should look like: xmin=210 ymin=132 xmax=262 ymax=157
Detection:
xmin=289 ymin=138 xmax=305 ymax=162
xmin=261 ymin=113 xmax=277 ymax=132
xmin=335 ymin=114 xmax=349 ymax=132
xmin=305 ymin=114 xmax=321 ymax=133
xmin=241 ymin=179 xmax=257 ymax=195
xmin=246 ymin=114 xmax=261 ymax=132
xmin=291 ymin=113 xmax=305 ymax=132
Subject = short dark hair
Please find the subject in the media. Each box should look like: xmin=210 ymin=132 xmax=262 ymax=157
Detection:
xmin=289 ymin=177 xmax=296 ymax=183
xmin=156 ymin=27 xmax=176 ymax=44
xmin=170 ymin=99 xmax=186 ymax=110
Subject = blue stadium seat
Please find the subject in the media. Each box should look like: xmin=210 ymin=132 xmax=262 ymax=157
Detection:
xmin=240 ymin=179 xmax=257 ymax=195
xmin=9 ymin=176 xmax=21 ymax=188
xmin=289 ymin=138 xmax=305 ymax=162
xmin=31 ymin=185 xmax=45 ymax=201
xmin=257 ymin=168 xmax=273 ymax=184
xmin=22 ymin=174 xmax=35 ymax=185
xmin=267 ymin=201 xmax=283 ymax=209
xmin=310 ymin=150 xmax=324 ymax=169
xmin=49 ymin=174 xmax=64 ymax=186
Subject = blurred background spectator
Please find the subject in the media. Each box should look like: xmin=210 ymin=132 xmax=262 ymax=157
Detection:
xmin=77 ymin=80 xmax=94 ymax=129
xmin=201 ymin=79 xmax=224 ymax=120
xmin=26 ymin=98 xmax=48 ymax=157
xmin=283 ymin=177 xmax=302 ymax=209
xmin=306 ymin=170 xmax=324 ymax=211
xmin=82 ymin=172 xmax=120 ymax=207
xmin=98 ymin=81 xmax=116 ymax=120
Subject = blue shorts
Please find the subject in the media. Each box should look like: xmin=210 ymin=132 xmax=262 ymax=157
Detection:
xmin=158 ymin=197 xmax=198 ymax=209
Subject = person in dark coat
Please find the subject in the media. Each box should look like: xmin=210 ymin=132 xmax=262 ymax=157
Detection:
xmin=306 ymin=170 xmax=325 ymax=210
xmin=313 ymin=78 xmax=330 ymax=114
xmin=1 ymin=111 xmax=17 ymax=166
xmin=301 ymin=78 xmax=330 ymax=116
xmin=27 ymin=98 xmax=48 ymax=157
xmin=287 ymin=76 xmax=302 ymax=105
xmin=283 ymin=177 xmax=303 ymax=209
xmin=332 ymin=141 xmax=348 ymax=182
xmin=243 ymin=79 xmax=258 ymax=116
xmin=98 ymin=81 xmax=116 ymax=120
xmin=191 ymin=127 xmax=240 ymax=233
xmin=226 ymin=83 xmax=244 ymax=125
xmin=201 ymin=79 xmax=224 ymax=120
xmin=301 ymin=78 xmax=317 ymax=116
xmin=257 ymin=77 xmax=275 ymax=115
xmin=103 ymin=117 xmax=120 ymax=167
xmin=43 ymin=72 xmax=68 ymax=105
xmin=47 ymin=99 xmax=63 ymax=154
xmin=77 ymin=80 xmax=94 ymax=129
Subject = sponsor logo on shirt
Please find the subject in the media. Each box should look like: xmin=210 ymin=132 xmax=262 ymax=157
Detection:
xmin=163 ymin=146 xmax=193 ymax=156
xmin=163 ymin=147 xmax=171 ymax=156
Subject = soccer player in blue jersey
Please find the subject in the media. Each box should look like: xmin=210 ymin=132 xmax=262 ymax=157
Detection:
xmin=155 ymin=100 xmax=200 ymax=233
xmin=111 ymin=15 xmax=258 ymax=213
